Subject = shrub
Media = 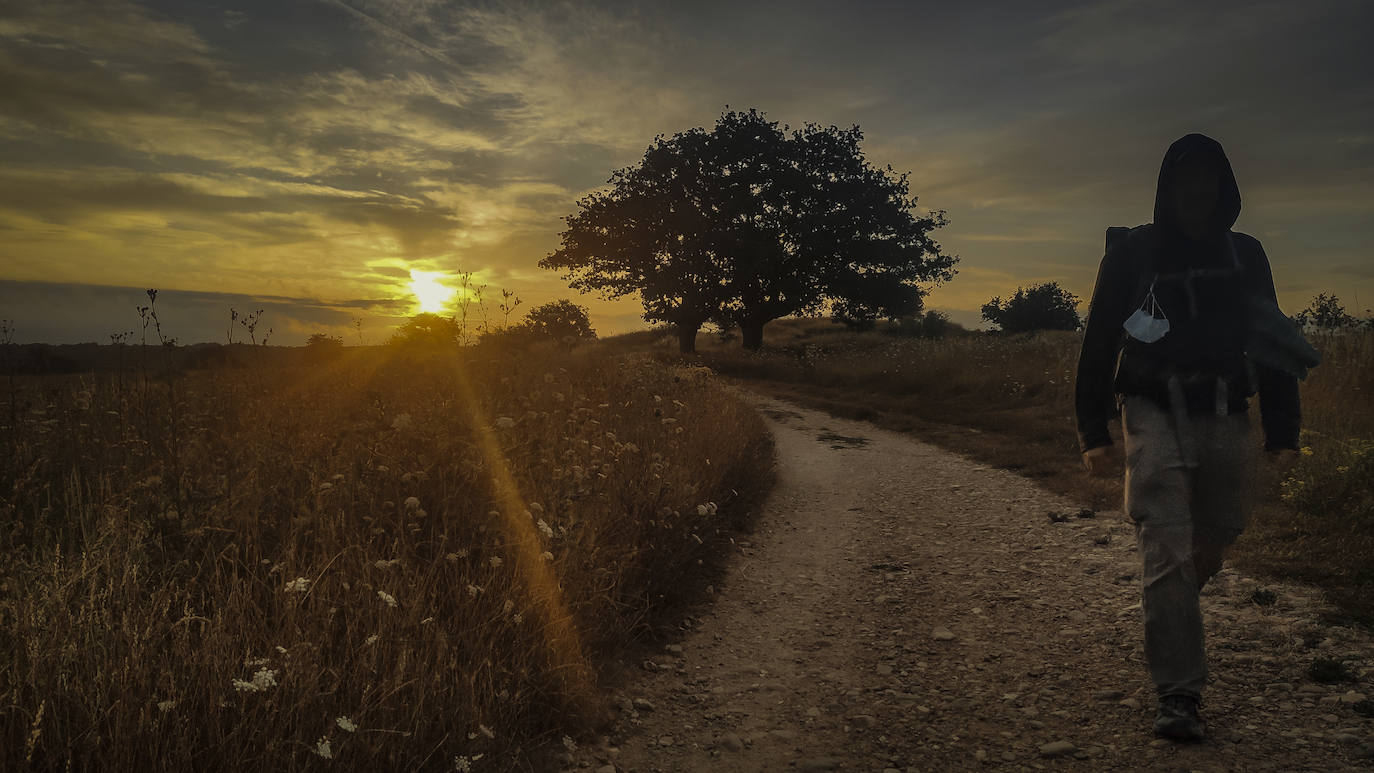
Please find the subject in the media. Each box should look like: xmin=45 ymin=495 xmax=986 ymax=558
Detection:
xmin=388 ymin=313 xmax=462 ymax=347
xmin=305 ymin=333 xmax=344 ymax=349
xmin=520 ymin=300 xmax=596 ymax=345
xmin=888 ymin=310 xmax=957 ymax=339
xmin=981 ymin=282 xmax=1082 ymax=333
xmin=1296 ymin=292 xmax=1361 ymax=329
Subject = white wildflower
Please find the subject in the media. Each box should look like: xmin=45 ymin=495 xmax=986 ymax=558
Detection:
xmin=331 ymin=473 xmax=345 ymax=481
xmin=421 ymin=616 xmax=434 ymax=624
xmin=318 ymin=482 xmax=333 ymax=492
xmin=528 ymin=502 xmax=544 ymax=514
xmin=466 ymin=584 xmax=483 ymax=597
xmin=377 ymin=590 xmax=397 ymax=608
xmin=536 ymin=519 xmax=554 ymax=539
xmin=696 ymin=504 xmax=708 ymax=516
xmin=157 ymin=699 xmax=175 ymax=712
xmin=445 ymin=552 xmax=460 ymax=562
xmin=374 ymin=558 xmax=400 ymax=569
xmin=276 ymin=645 xmax=288 ymax=654
xmin=336 ymin=716 xmax=357 ymax=733
xmin=314 ymin=736 xmax=332 ymax=759
xmin=232 ymin=667 xmax=278 ymax=692
xmin=488 ymin=556 xmax=502 ymax=568
xmin=541 ymin=551 xmax=554 ymax=562
xmin=479 ymin=724 xmax=495 ymax=739
xmin=284 ymin=577 xmax=310 ymax=593
xmin=502 ymin=599 xmax=514 ymax=615
xmin=403 ymin=496 xmax=421 ymax=511
xmin=365 ymin=634 xmax=379 ymax=645
xmin=512 ymin=612 xmax=523 ymax=624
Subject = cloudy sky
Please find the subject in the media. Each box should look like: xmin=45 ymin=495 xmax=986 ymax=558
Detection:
xmin=1 ymin=0 xmax=1370 ymax=344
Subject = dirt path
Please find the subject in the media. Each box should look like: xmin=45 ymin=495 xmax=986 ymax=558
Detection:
xmin=569 ymin=393 xmax=1372 ymax=772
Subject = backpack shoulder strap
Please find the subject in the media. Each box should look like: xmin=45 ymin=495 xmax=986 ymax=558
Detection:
xmin=1107 ymin=224 xmax=1158 ymax=310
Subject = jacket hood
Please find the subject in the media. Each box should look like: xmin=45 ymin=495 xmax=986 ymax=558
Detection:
xmin=1153 ymin=133 xmax=1241 ymax=237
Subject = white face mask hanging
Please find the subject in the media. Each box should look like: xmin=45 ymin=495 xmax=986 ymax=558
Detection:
xmin=1123 ymin=277 xmax=1170 ymax=343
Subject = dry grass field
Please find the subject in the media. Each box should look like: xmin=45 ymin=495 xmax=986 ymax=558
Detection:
xmin=0 ymin=341 xmax=774 ymax=771
xmin=612 ymin=317 xmax=1374 ymax=624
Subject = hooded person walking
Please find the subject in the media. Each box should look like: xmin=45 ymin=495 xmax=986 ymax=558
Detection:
xmin=1074 ymin=133 xmax=1308 ymax=741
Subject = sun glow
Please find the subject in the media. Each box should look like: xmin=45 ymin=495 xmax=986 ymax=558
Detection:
xmin=409 ymin=269 xmax=456 ymax=313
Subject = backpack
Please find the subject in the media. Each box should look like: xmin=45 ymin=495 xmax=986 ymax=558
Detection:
xmin=1104 ymin=224 xmax=1320 ymax=382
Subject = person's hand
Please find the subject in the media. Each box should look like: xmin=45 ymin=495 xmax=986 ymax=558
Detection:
xmin=1082 ymin=445 xmax=1118 ymax=477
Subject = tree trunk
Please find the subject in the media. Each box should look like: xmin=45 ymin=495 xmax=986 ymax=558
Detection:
xmin=677 ymin=323 xmax=699 ymax=353
xmin=741 ymin=319 xmax=765 ymax=350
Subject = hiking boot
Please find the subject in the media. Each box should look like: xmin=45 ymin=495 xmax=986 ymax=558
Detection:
xmin=1154 ymin=694 xmax=1206 ymax=741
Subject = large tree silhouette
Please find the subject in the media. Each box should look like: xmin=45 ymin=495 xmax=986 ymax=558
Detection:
xmin=540 ymin=108 xmax=957 ymax=352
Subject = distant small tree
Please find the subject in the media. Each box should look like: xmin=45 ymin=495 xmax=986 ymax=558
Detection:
xmin=890 ymin=309 xmax=957 ymax=339
xmin=521 ymin=300 xmax=596 ymax=344
xmin=981 ymin=282 xmax=1082 ymax=333
xmin=1295 ymin=292 xmax=1359 ymax=329
xmin=389 ymin=313 xmax=462 ymax=346
xmin=306 ymin=333 xmax=344 ymax=349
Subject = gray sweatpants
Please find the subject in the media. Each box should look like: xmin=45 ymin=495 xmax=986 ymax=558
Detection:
xmin=1121 ymin=394 xmax=1258 ymax=701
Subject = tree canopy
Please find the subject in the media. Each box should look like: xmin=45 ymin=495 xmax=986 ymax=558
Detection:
xmin=981 ymin=282 xmax=1083 ymax=333
xmin=539 ymin=108 xmax=957 ymax=351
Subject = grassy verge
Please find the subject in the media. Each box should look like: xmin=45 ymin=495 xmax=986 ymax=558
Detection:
xmin=0 ymin=341 xmax=774 ymax=771
xmin=606 ymin=318 xmax=1374 ymax=625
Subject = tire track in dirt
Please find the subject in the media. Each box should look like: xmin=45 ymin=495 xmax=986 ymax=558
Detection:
xmin=569 ymin=392 xmax=1372 ymax=772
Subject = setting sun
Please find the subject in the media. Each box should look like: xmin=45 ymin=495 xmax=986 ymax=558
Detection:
xmin=409 ymin=269 xmax=456 ymax=313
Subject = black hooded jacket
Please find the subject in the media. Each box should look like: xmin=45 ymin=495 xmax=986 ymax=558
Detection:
xmin=1074 ymin=133 xmax=1302 ymax=453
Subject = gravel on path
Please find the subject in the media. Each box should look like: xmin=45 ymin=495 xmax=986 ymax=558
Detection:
xmin=568 ymin=393 xmax=1372 ymax=773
